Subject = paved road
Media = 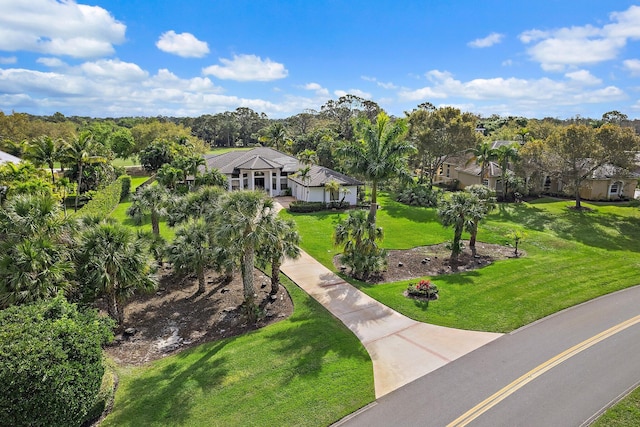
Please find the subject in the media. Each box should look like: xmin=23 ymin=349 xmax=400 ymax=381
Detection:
xmin=336 ymin=285 xmax=640 ymax=427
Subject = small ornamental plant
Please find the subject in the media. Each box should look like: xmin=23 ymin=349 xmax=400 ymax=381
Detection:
xmin=407 ymin=279 xmax=439 ymax=300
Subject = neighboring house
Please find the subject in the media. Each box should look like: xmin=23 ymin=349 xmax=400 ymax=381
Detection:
xmin=541 ymin=164 xmax=639 ymax=201
xmin=435 ymin=141 xmax=515 ymax=193
xmin=0 ymin=150 xmax=21 ymax=165
xmin=203 ymin=147 xmax=361 ymax=204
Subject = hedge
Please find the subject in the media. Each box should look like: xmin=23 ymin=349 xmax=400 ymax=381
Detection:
xmin=288 ymin=201 xmax=326 ymax=213
xmin=75 ymin=175 xmax=130 ymax=218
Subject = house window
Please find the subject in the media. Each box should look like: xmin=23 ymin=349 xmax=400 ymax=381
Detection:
xmin=482 ymin=179 xmax=489 ymax=187
xmin=543 ymin=176 xmax=551 ymax=192
xmin=446 ymin=165 xmax=450 ymax=178
xmin=609 ymin=181 xmax=622 ymax=198
xmin=329 ymin=188 xmax=339 ymax=202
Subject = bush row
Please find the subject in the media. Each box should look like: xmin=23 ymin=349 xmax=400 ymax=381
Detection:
xmin=395 ymin=184 xmax=442 ymax=207
xmin=74 ymin=175 xmax=131 ymax=218
xmin=288 ymin=201 xmax=326 ymax=213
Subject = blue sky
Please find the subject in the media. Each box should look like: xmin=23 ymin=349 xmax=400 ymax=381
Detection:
xmin=1 ymin=0 xmax=640 ymax=119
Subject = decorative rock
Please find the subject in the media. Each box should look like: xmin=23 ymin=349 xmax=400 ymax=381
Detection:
xmin=421 ymin=259 xmax=427 ymax=264
xmin=270 ymin=294 xmax=278 ymax=301
xmin=260 ymin=283 xmax=267 ymax=289
xmin=474 ymin=255 xmax=481 ymax=259
xmin=340 ymin=265 xmax=347 ymax=271
xmin=220 ymin=288 xmax=230 ymax=293
xmin=398 ymin=262 xmax=404 ymax=267
xmin=124 ymin=327 xmax=137 ymax=336
xmin=222 ymin=307 xmax=235 ymax=313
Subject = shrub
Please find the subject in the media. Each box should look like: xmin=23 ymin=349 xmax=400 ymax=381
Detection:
xmin=396 ymin=184 xmax=442 ymax=207
xmin=119 ymin=175 xmax=131 ymax=201
xmin=0 ymin=295 xmax=114 ymax=427
xmin=288 ymin=201 xmax=326 ymax=213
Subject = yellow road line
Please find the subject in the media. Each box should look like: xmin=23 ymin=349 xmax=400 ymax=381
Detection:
xmin=447 ymin=314 xmax=640 ymax=427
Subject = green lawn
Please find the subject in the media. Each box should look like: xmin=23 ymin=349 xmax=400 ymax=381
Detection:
xmin=594 ymin=386 xmax=640 ymax=426
xmin=102 ymin=276 xmax=374 ymax=427
xmin=282 ymin=194 xmax=640 ymax=333
xmin=207 ymin=147 xmax=253 ymax=155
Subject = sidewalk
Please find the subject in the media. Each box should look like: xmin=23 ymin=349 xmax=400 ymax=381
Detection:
xmin=280 ymin=249 xmax=502 ymax=397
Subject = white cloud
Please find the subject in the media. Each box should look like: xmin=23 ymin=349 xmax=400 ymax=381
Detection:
xmin=303 ymin=82 xmax=329 ymax=96
xmin=156 ymin=31 xmax=209 ymax=58
xmin=80 ymin=59 xmax=148 ymax=81
xmin=468 ymin=32 xmax=504 ymax=48
xmin=36 ymin=57 xmax=67 ymax=67
xmin=203 ymin=54 xmax=288 ymax=81
xmin=0 ymin=0 xmax=125 ymax=58
xmin=623 ymin=59 xmax=640 ymax=76
xmin=334 ymin=89 xmax=372 ymax=99
xmin=398 ymin=69 xmax=625 ymax=108
xmin=0 ymin=56 xmax=17 ymax=65
xmin=565 ymin=70 xmax=602 ymax=85
xmin=361 ymin=75 xmax=397 ymax=89
xmin=519 ymin=5 xmax=640 ymax=71
xmin=502 ymin=59 xmax=513 ymax=67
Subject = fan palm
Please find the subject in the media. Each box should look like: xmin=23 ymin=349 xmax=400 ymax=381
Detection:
xmin=76 ymin=221 xmax=156 ymax=325
xmin=166 ymin=218 xmax=214 ymax=294
xmin=257 ymin=216 xmax=300 ymax=294
xmin=127 ymin=184 xmax=168 ymax=235
xmin=27 ymin=136 xmax=60 ymax=184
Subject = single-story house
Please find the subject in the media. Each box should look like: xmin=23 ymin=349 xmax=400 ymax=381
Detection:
xmin=0 ymin=150 xmax=21 ymax=165
xmin=542 ymin=164 xmax=639 ymax=201
xmin=203 ymin=147 xmax=362 ymax=205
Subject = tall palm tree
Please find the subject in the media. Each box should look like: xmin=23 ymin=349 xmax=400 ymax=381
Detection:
xmin=166 ymin=218 xmax=214 ymax=294
xmin=259 ymin=122 xmax=289 ymax=151
xmin=127 ymin=184 xmax=168 ymax=235
xmin=495 ymin=143 xmax=520 ymax=199
xmin=214 ymin=190 xmax=274 ymax=311
xmin=339 ymin=112 xmax=413 ymax=226
xmin=76 ymin=221 xmax=157 ymax=326
xmin=59 ymin=131 xmax=105 ymax=212
xmin=257 ymin=216 xmax=300 ymax=294
xmin=437 ymin=192 xmax=478 ymax=264
xmin=26 ymin=136 xmax=60 ymax=184
xmin=467 ymin=142 xmax=496 ymax=185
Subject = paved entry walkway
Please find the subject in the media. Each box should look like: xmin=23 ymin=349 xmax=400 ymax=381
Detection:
xmin=280 ymin=250 xmax=502 ymax=397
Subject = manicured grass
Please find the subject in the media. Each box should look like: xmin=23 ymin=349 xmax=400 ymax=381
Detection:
xmin=284 ymin=194 xmax=640 ymax=332
xmin=593 ymin=386 xmax=640 ymax=426
xmin=207 ymin=147 xmax=253 ymax=155
xmin=102 ymin=276 xmax=374 ymax=427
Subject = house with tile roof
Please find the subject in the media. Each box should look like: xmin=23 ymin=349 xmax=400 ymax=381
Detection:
xmin=203 ymin=147 xmax=362 ymax=205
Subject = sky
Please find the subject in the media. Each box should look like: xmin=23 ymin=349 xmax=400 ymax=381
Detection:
xmin=1 ymin=0 xmax=640 ymax=120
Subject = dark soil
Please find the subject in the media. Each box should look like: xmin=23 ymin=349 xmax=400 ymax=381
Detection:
xmin=102 ymin=266 xmax=293 ymax=366
xmin=334 ymin=241 xmax=524 ymax=283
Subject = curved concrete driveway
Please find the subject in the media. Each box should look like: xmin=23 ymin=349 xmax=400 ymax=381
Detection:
xmin=280 ymin=250 xmax=501 ymax=397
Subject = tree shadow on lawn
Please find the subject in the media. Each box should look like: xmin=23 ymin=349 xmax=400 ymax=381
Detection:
xmin=381 ymin=201 xmax=438 ymax=224
xmin=106 ymin=340 xmax=230 ymax=426
xmin=550 ymin=208 xmax=640 ymax=252
xmin=262 ymin=296 xmax=371 ymax=385
xmin=491 ymin=202 xmax=553 ymax=232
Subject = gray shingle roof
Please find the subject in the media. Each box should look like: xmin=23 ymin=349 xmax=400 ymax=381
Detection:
xmin=204 ymin=147 xmax=299 ymax=174
xmin=0 ymin=150 xmax=21 ymax=165
xmin=288 ymin=165 xmax=362 ymax=187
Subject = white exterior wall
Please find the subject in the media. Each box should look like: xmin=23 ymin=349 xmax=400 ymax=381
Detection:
xmin=306 ymin=187 xmax=325 ymax=203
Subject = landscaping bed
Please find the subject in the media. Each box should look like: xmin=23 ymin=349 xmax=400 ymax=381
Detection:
xmin=334 ymin=241 xmax=523 ymax=283
xmin=102 ymin=266 xmax=293 ymax=366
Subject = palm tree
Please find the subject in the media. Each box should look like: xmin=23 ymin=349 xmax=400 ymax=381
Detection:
xmin=127 ymin=184 xmax=168 ymax=235
xmin=259 ymin=122 xmax=289 ymax=151
xmin=467 ymin=142 xmax=496 ymax=185
xmin=495 ymin=143 xmax=520 ymax=199
xmin=297 ymin=148 xmax=318 ymax=166
xmin=76 ymin=221 xmax=157 ymax=325
xmin=0 ymin=237 xmax=73 ymax=308
xmin=437 ymin=192 xmax=478 ymax=264
xmin=257 ymin=216 xmax=300 ymax=294
xmin=26 ymin=136 xmax=60 ymax=184
xmin=213 ymin=190 xmax=274 ymax=312
xmin=334 ymin=209 xmax=386 ymax=280
xmin=339 ymin=112 xmax=413 ymax=226
xmin=464 ymin=185 xmax=496 ymax=250
xmin=59 ymin=131 xmax=105 ymax=212
xmin=324 ymin=179 xmax=340 ymax=204
xmin=166 ymin=218 xmax=214 ymax=294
